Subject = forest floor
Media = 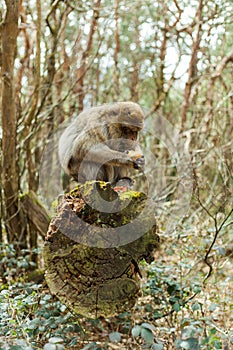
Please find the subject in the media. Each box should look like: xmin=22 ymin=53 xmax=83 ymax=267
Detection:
xmin=1 ymin=215 xmax=233 ymax=350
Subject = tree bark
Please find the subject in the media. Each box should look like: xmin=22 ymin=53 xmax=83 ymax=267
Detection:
xmin=181 ymin=0 xmax=203 ymax=129
xmin=20 ymin=191 xmax=50 ymax=239
xmin=1 ymin=1 xmax=24 ymax=245
xmin=76 ymin=0 xmax=101 ymax=112
xmin=44 ymin=182 xmax=159 ymax=318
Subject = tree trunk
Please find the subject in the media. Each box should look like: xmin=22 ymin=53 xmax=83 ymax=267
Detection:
xmin=20 ymin=191 xmax=50 ymax=239
xmin=44 ymin=181 xmax=159 ymax=318
xmin=1 ymin=1 xmax=25 ymax=246
xmin=76 ymin=0 xmax=101 ymax=112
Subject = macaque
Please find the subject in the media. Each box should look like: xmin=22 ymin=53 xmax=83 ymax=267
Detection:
xmin=58 ymin=102 xmax=145 ymax=185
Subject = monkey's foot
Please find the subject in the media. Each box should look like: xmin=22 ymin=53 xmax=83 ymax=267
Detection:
xmin=113 ymin=177 xmax=134 ymax=192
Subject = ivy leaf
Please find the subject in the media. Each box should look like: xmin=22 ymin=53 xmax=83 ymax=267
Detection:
xmin=152 ymin=343 xmax=164 ymax=350
xmin=192 ymin=303 xmax=200 ymax=311
xmin=141 ymin=327 xmax=154 ymax=345
xmin=69 ymin=337 xmax=78 ymax=347
xmin=131 ymin=325 xmax=141 ymax=337
xmin=153 ymin=311 xmax=163 ymax=319
xmin=109 ymin=331 xmax=121 ymax=342
xmin=173 ymin=302 xmax=181 ymax=312
xmin=214 ymin=340 xmax=222 ymax=349
xmin=209 ymin=303 xmax=218 ymax=312
xmin=81 ymin=343 xmax=97 ymax=350
xmin=56 ymin=346 xmax=64 ymax=350
xmin=43 ymin=344 xmax=56 ymax=350
xmin=48 ymin=337 xmax=64 ymax=344
xmin=179 ymin=337 xmax=199 ymax=350
xmin=141 ymin=322 xmax=156 ymax=331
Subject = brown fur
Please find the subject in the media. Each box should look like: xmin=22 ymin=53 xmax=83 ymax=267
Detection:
xmin=58 ymin=102 xmax=145 ymax=183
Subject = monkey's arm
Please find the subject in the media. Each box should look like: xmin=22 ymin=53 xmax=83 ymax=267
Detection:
xmin=75 ymin=143 xmax=142 ymax=169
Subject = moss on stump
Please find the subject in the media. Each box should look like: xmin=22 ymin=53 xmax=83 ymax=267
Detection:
xmin=44 ymin=181 xmax=159 ymax=318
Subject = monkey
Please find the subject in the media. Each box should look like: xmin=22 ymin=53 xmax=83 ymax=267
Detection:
xmin=58 ymin=101 xmax=145 ymax=185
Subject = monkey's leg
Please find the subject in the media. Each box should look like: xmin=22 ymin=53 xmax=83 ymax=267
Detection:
xmin=70 ymin=161 xmax=112 ymax=183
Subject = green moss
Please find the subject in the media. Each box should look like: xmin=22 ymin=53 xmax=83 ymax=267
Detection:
xmin=27 ymin=269 xmax=45 ymax=283
xmin=20 ymin=191 xmax=45 ymax=207
xmin=98 ymin=181 xmax=110 ymax=189
xmin=70 ymin=185 xmax=81 ymax=196
xmin=119 ymin=190 xmax=145 ymax=201
xmin=51 ymin=199 xmax=58 ymax=210
xmin=19 ymin=192 xmax=28 ymax=200
xmin=121 ymin=214 xmax=131 ymax=225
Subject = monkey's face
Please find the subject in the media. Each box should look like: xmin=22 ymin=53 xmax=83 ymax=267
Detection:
xmin=115 ymin=124 xmax=141 ymax=153
xmin=122 ymin=126 xmax=139 ymax=141
xmin=106 ymin=102 xmax=144 ymax=151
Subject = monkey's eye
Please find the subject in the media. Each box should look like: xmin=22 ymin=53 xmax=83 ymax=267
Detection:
xmin=122 ymin=126 xmax=128 ymax=133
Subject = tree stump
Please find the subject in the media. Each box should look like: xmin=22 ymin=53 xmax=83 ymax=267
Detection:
xmin=44 ymin=181 xmax=159 ymax=318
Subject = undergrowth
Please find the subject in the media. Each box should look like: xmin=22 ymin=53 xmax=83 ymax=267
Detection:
xmin=0 ymin=213 xmax=233 ymax=350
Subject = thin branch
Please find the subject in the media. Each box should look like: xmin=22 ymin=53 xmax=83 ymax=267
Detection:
xmin=181 ymin=0 xmax=203 ymax=129
xmin=203 ymin=209 xmax=233 ymax=283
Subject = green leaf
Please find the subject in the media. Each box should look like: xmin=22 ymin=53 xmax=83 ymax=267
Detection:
xmin=193 ymin=285 xmax=202 ymax=294
xmin=179 ymin=337 xmax=199 ymax=350
xmin=209 ymin=303 xmax=218 ymax=312
xmin=43 ymin=344 xmax=56 ymax=350
xmin=131 ymin=325 xmax=141 ymax=337
xmin=192 ymin=303 xmax=200 ymax=311
xmin=1 ymin=289 xmax=10 ymax=296
xmin=13 ymin=340 xmax=34 ymax=350
xmin=25 ymin=318 xmax=41 ymax=330
xmin=109 ymin=331 xmax=121 ymax=342
xmin=179 ymin=340 xmax=190 ymax=349
xmin=214 ymin=340 xmax=222 ymax=349
xmin=182 ymin=326 xmax=197 ymax=338
xmin=141 ymin=322 xmax=156 ymax=331
xmin=210 ymin=328 xmax=217 ymax=335
xmin=173 ymin=302 xmax=181 ymax=311
xmin=81 ymin=342 xmax=98 ymax=350
xmin=56 ymin=345 xmax=64 ymax=350
xmin=141 ymin=327 xmax=154 ymax=345
xmin=152 ymin=343 xmax=164 ymax=350
xmin=49 ymin=337 xmax=64 ymax=344
xmin=153 ymin=311 xmax=163 ymax=319
xmin=145 ymin=304 xmax=153 ymax=312
xmin=69 ymin=337 xmax=79 ymax=347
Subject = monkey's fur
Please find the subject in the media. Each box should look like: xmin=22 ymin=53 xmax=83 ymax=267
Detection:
xmin=58 ymin=102 xmax=145 ymax=184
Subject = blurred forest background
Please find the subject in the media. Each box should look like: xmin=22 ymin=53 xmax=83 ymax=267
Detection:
xmin=0 ymin=0 xmax=233 ymax=349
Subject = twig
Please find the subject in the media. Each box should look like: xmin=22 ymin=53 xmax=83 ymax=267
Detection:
xmin=154 ymin=291 xmax=200 ymax=320
xmin=203 ymin=208 xmax=233 ymax=283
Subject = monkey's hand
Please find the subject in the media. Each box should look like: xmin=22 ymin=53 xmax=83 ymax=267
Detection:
xmin=133 ymin=156 xmax=145 ymax=169
xmin=126 ymin=150 xmax=145 ymax=170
